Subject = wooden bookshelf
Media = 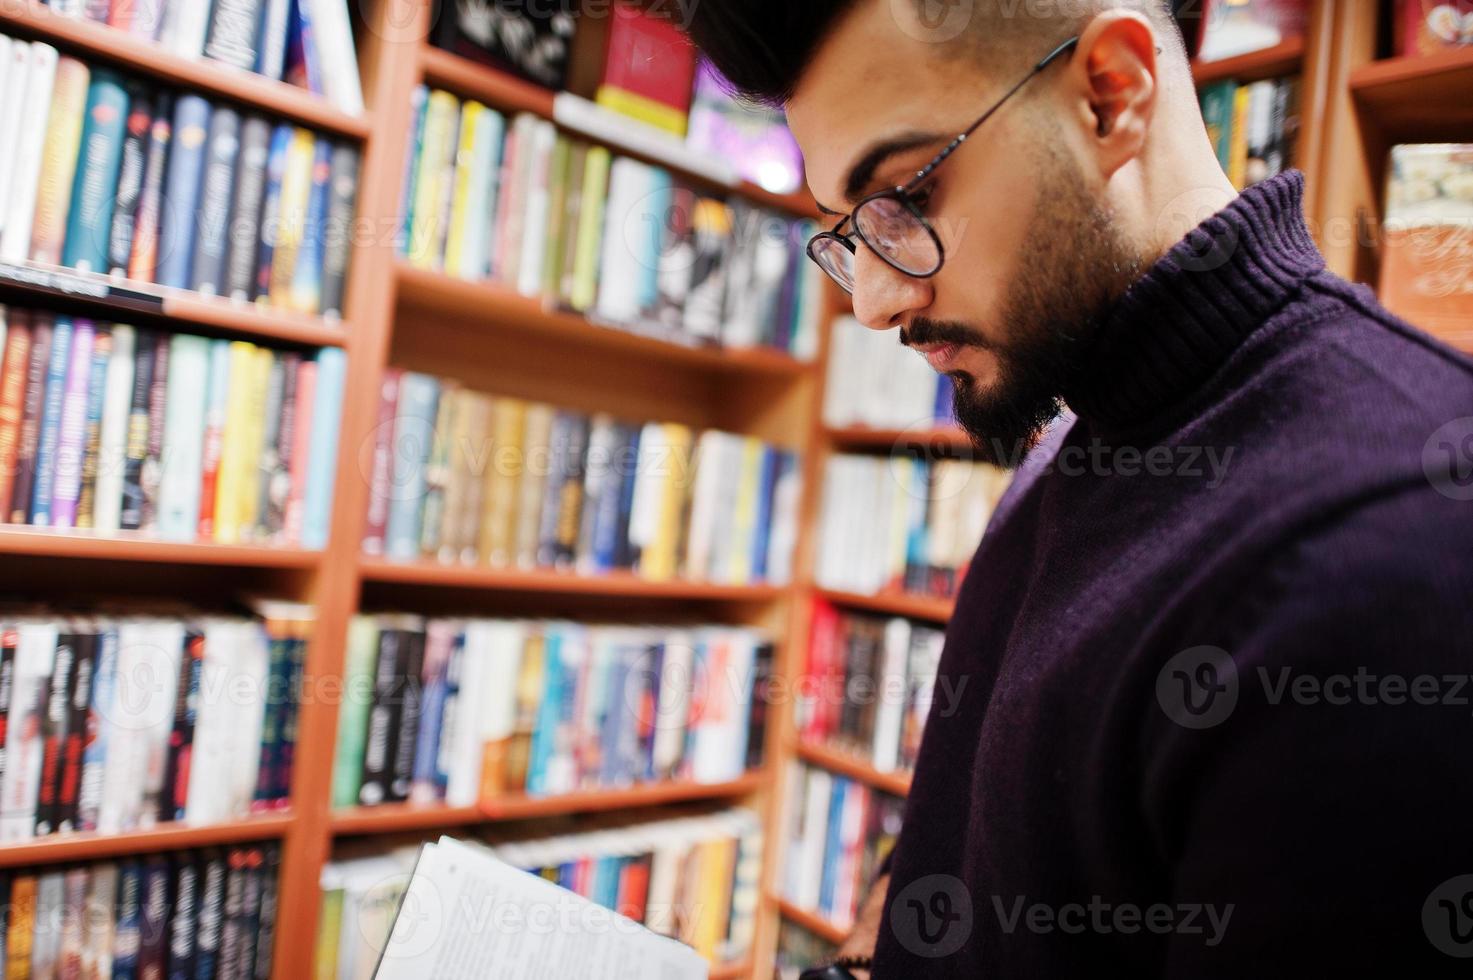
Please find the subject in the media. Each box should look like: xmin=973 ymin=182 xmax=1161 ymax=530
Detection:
xmin=395 ymin=262 xmax=813 ymax=378
xmin=359 ymin=557 xmax=787 ymax=602
xmin=0 ymin=1 xmax=369 ymax=140
xmin=825 ymin=424 xmax=974 ymax=455
xmin=0 ymin=813 xmax=295 ymax=869
xmin=0 ymin=526 xmax=321 ymax=567
xmin=773 ymin=896 xmax=849 ymax=946
xmin=817 ymin=587 xmax=954 ymax=624
xmin=1348 ymin=45 xmax=1473 ymax=140
xmin=793 ymin=742 xmax=914 ymax=798
xmin=1191 ymin=37 xmax=1306 ymax=85
xmin=329 ymin=802 xmax=488 ymax=836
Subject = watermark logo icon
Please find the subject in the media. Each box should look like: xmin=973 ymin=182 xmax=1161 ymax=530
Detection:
xmin=1423 ymin=417 xmax=1473 ymax=501
xmin=890 ymin=874 xmax=973 ymax=958
xmin=1424 ymin=874 xmax=1473 ymax=958
xmin=1156 ymin=645 xmax=1238 ymax=729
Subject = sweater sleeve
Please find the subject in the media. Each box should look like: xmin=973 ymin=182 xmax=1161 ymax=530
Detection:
xmin=1144 ymin=487 xmax=1473 ymax=976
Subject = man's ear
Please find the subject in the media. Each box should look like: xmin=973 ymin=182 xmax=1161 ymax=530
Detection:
xmin=1067 ymin=10 xmax=1158 ymax=180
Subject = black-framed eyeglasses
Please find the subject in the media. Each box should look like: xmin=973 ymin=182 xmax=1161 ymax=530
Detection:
xmin=807 ymin=35 xmax=1081 ymax=294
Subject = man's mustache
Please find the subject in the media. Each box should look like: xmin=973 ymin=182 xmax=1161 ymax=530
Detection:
xmin=900 ymin=317 xmax=992 ymax=351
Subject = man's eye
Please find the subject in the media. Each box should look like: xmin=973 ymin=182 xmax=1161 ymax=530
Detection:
xmin=909 ymin=184 xmax=935 ymax=211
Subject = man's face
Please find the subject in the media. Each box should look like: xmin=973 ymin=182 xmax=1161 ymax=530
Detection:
xmin=788 ymin=0 xmax=1147 ymax=460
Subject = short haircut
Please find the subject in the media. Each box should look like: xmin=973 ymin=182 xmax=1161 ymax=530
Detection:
xmin=679 ymin=0 xmax=1185 ymax=105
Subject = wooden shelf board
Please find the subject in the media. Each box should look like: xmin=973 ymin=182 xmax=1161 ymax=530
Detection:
xmin=1191 ymin=37 xmax=1305 ymax=86
xmin=0 ymin=2 xmax=369 ymax=140
xmin=0 ymin=813 xmax=295 ymax=869
xmin=0 ymin=260 xmax=348 ymax=348
xmin=0 ymin=527 xmax=322 ymax=567
xmin=415 ymin=47 xmax=818 ymax=220
xmin=1349 ymin=47 xmax=1473 ymax=141
xmin=394 ymin=263 xmax=811 ymax=378
xmin=773 ymin=896 xmax=849 ymax=945
xmin=331 ymin=774 xmax=768 ymax=834
xmin=708 ymin=958 xmax=753 ymax=980
xmin=360 ymin=557 xmax=787 ymax=602
xmin=793 ymin=741 xmax=913 ymax=797
xmin=825 ymin=424 xmax=973 ymax=454
xmin=816 ymin=588 xmax=954 ymax=624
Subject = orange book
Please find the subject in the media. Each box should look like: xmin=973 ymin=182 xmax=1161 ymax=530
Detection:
xmin=28 ymin=57 xmax=91 ymax=265
xmin=0 ymin=311 xmax=33 ymax=520
xmin=6 ymin=874 xmax=37 ymax=979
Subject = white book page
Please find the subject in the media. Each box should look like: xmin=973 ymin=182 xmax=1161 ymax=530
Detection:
xmin=375 ymin=837 xmax=708 ymax=980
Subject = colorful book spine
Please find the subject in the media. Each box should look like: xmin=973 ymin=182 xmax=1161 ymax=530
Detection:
xmin=289 ymin=137 xmax=333 ymax=313
xmin=27 ymin=56 xmax=90 ymax=266
xmin=224 ymin=116 xmax=273 ymax=303
xmin=73 ymin=325 xmax=112 ymax=527
xmin=156 ymin=334 xmax=211 ymax=540
xmin=104 ymin=83 xmax=154 ymax=277
xmin=60 ymin=70 xmax=129 ymax=274
xmin=252 ymin=123 xmax=293 ymax=302
xmin=320 ymin=143 xmax=359 ymax=319
xmin=300 ymin=347 xmax=345 ymax=549
xmin=118 ymin=329 xmax=155 ymax=530
xmin=28 ymin=318 xmax=74 ymax=526
xmin=0 ymin=314 xmax=33 ymax=521
xmin=190 ymin=106 xmax=243 ymax=296
xmin=266 ymin=127 xmax=316 ymax=306
xmin=154 ymin=94 xmax=213 ymax=289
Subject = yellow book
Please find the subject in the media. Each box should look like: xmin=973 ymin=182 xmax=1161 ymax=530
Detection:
xmin=5 ymin=874 xmax=36 ymax=979
xmin=727 ymin=436 xmax=763 ymax=584
xmin=212 ymin=341 xmax=258 ymax=543
xmin=28 ymin=57 xmax=90 ymax=265
xmin=266 ymin=128 xmax=317 ymax=305
xmin=451 ymin=390 xmax=493 ymax=563
xmin=1227 ymin=86 xmax=1251 ymax=190
xmin=692 ymin=836 xmax=738 ymax=962
xmin=480 ymin=396 xmax=524 ymax=564
xmin=645 ymin=422 xmax=693 ymax=581
xmin=569 ymin=145 xmax=612 ymax=312
xmin=595 ymin=86 xmax=689 ymax=137
xmin=442 ymin=100 xmax=483 ymax=274
xmin=491 ymin=629 xmax=544 ymax=795
xmin=410 ymin=90 xmax=460 ymax=271
xmin=312 ymin=887 xmax=344 ymax=979
xmin=233 ymin=345 xmax=273 ymax=539
xmin=420 ymin=379 xmax=460 ymax=561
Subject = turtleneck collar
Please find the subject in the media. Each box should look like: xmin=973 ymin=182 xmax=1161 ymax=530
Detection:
xmin=1061 ymin=170 xmax=1326 ymax=430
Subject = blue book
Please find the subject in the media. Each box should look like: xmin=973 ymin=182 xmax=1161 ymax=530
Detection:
xmin=253 ymin=123 xmax=294 ymax=302
xmin=588 ymin=422 xmax=632 ymax=573
xmin=155 ymin=94 xmax=213 ymax=289
xmin=397 ymin=86 xmax=428 ymax=257
xmin=29 ymin=318 xmax=74 ymax=526
xmin=61 ymin=71 xmax=131 ymax=274
xmin=77 ymin=627 xmax=118 ymax=830
xmin=78 ymin=326 xmax=112 ymax=523
xmin=750 ymin=446 xmax=777 ymax=581
xmin=254 ymin=0 xmax=292 ymax=80
xmin=599 ymin=642 xmax=632 ymax=785
xmin=300 ymin=346 xmax=347 ymax=549
xmin=111 ymin=860 xmax=144 ymax=977
xmin=818 ymin=778 xmax=848 ymax=917
xmin=290 ymin=137 xmax=332 ymax=313
xmin=637 ymin=168 xmax=672 ymax=314
xmin=411 ymin=637 xmax=449 ymax=798
xmin=526 ymin=628 xmax=564 ymax=796
xmin=382 ymin=371 xmax=439 ymax=559
xmin=612 ymin=425 xmax=642 ymax=569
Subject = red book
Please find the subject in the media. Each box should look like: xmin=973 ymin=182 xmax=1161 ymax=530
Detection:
xmin=805 ymin=599 xmax=840 ymax=743
xmin=361 ymin=368 xmax=402 ymax=555
xmin=284 ymin=359 xmax=318 ymax=545
xmin=0 ymin=311 xmax=34 ymax=521
xmin=1395 ymin=0 xmax=1473 ymax=57
xmin=595 ymin=3 xmax=697 ymax=136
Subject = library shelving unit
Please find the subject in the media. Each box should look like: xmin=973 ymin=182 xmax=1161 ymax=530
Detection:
xmin=4 ymin=1 xmax=1468 ymax=976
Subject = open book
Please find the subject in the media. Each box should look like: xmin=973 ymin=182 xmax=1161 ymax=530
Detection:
xmin=372 ymin=836 xmax=709 ymax=979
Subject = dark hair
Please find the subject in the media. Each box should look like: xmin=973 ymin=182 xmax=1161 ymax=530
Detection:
xmin=679 ymin=0 xmax=861 ymax=105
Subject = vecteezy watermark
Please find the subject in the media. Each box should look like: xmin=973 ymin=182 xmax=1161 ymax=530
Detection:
xmin=887 ymin=873 xmax=1235 ymax=957
xmin=987 ymin=438 xmax=1236 ymax=488
xmin=1423 ymin=417 xmax=1473 ymax=501
xmin=1424 ymin=874 xmax=1473 ymax=958
xmin=1157 ymin=648 xmax=1473 ymax=729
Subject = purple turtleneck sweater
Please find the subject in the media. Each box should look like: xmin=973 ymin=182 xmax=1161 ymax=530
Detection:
xmin=870 ymin=172 xmax=1473 ymax=977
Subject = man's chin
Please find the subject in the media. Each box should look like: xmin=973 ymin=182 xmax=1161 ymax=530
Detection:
xmin=947 ymin=371 xmax=1063 ymax=469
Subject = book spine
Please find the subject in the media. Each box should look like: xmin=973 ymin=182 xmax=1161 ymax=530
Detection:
xmin=389 ymin=628 xmax=426 ymax=801
xmin=56 ymin=631 xmax=95 ymax=832
xmin=196 ymin=338 xmax=232 ymax=540
xmin=118 ymin=329 xmax=156 ymax=530
xmin=103 ymin=84 xmax=154 ymax=277
xmin=255 ymin=0 xmax=293 ymax=81
xmin=156 ymin=334 xmax=211 ymax=540
xmin=155 ymin=94 xmax=213 ymax=289
xmin=300 ymin=346 xmax=345 ymax=549
xmin=47 ymin=319 xmax=94 ymax=528
xmin=274 ymin=632 xmax=306 ymax=807
xmin=216 ymin=849 xmax=248 ymax=978
xmin=74 ymin=627 xmax=115 ymax=832
xmin=0 ymin=44 xmax=59 ymax=263
xmin=125 ymin=91 xmax=174 ymax=282
xmin=205 ymin=0 xmax=265 ymax=71
xmin=357 ymin=625 xmax=400 ymax=806
xmin=161 ymin=0 xmax=213 ymax=59
xmin=383 ymin=372 xmax=438 ymax=559
xmin=211 ymin=341 xmax=257 ymax=542
xmin=289 ymin=137 xmax=333 ymax=314
xmin=192 ymin=852 xmax=227 ymax=979
xmin=305 ymin=0 xmax=365 ymax=115
xmin=137 ymin=333 xmax=171 ymax=532
xmin=28 ymin=318 xmax=74 ymax=527
xmin=223 ymin=116 xmax=273 ymax=303
xmin=60 ymin=71 xmax=129 ymax=274
xmin=252 ymin=622 xmax=290 ymax=811
xmin=135 ymin=857 xmax=170 ymax=978
xmin=109 ymin=862 xmax=141 ymax=976
xmin=252 ymin=123 xmax=293 ymax=302
xmin=331 ymin=616 xmax=377 ymax=808
xmin=266 ymin=128 xmax=316 ymax=307
xmin=251 ymin=353 xmax=286 ymax=540
xmin=409 ymin=90 xmax=460 ymax=270
xmin=0 ymin=314 xmax=33 ymax=521
xmin=265 ymin=351 xmax=300 ymax=541
xmin=26 ymin=57 xmax=89 ymax=266
xmin=320 ymin=143 xmax=359 ymax=319
xmin=9 ymin=317 xmax=52 ymax=524
xmin=361 ymin=369 xmax=401 ymax=555
xmin=569 ymin=146 xmax=612 ymax=312
xmin=74 ymin=326 xmax=113 ymax=528
xmin=35 ymin=631 xmax=75 ymax=836
xmin=396 ymin=85 xmax=429 ymax=257
xmin=166 ymin=857 xmax=200 ymax=980
xmin=283 ymin=358 xmax=316 ymax=545
xmin=163 ymin=629 xmax=202 ymax=821
xmin=190 ymin=106 xmax=242 ymax=296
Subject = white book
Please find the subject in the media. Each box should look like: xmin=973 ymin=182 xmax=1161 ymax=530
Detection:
xmin=226 ymin=621 xmax=269 ymax=817
xmin=461 ymin=619 xmax=526 ymax=803
xmin=256 ymin=0 xmax=292 ymax=81
xmin=593 ymin=156 xmax=649 ymax=322
xmin=651 ymin=629 xmax=693 ymax=779
xmin=137 ymin=619 xmax=184 ymax=827
xmin=574 ymin=414 xmax=620 ymax=574
xmin=872 ymin=617 xmax=911 ymax=772
xmin=442 ymin=620 xmax=487 ymax=807
xmin=705 ymin=434 xmax=742 ymax=585
xmin=185 ymin=618 xmax=238 ymax=824
xmin=1 ymin=42 xmax=58 ymax=262
xmin=626 ymin=421 xmax=667 ymax=563
xmin=97 ymin=620 xmax=149 ymax=833
xmin=778 ymin=763 xmax=806 ymax=899
xmin=378 ymin=836 xmax=708 ymax=979
xmin=681 ymin=429 xmax=726 ymax=580
xmin=515 ymin=119 xmax=556 ymax=297
xmin=0 ymin=621 xmax=58 ymax=841
xmin=160 ymin=0 xmax=212 ymax=58
xmin=91 ymin=325 xmax=135 ymax=534
xmin=766 ymin=452 xmax=801 ymax=585
xmin=0 ymin=39 xmax=27 ymax=235
xmin=796 ymin=768 xmax=832 ymax=910
xmin=834 ymin=781 xmax=867 ymax=926
xmin=156 ymin=334 xmax=211 ymax=540
xmin=305 ymin=0 xmax=365 ymax=116
xmin=81 ymin=862 xmax=118 ymax=976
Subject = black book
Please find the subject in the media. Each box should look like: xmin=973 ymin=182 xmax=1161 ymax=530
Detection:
xmin=744 ymin=640 xmax=775 ymax=772
xmin=119 ymin=329 xmax=156 ymax=531
xmin=223 ymin=116 xmax=273 ymax=303
xmin=359 ymin=626 xmax=405 ymax=806
xmin=0 ymin=627 xmax=18 ymax=794
xmin=321 ymin=144 xmax=360 ymax=319
xmin=216 ymin=848 xmax=249 ymax=980
xmin=236 ymin=847 xmax=265 ymax=978
xmin=253 ymin=353 xmax=286 ymax=542
xmin=34 ymin=630 xmax=75 ymax=837
xmin=126 ymin=90 xmax=175 ymax=283
xmin=107 ymin=84 xmax=157 ymax=277
xmin=9 ymin=314 xmax=54 ymax=524
xmin=190 ymin=107 xmax=243 ymax=297
xmin=193 ymin=850 xmax=229 ymax=980
xmin=56 ymin=628 xmax=97 ymax=833
xmin=389 ymin=628 xmax=427 ymax=802
xmin=553 ymin=414 xmax=591 ymax=568
xmin=138 ymin=334 xmax=170 ymax=532
xmin=252 ymin=846 xmax=281 ymax=980
xmin=430 ymin=0 xmax=577 ymax=90
xmin=163 ymin=628 xmax=205 ymax=823
xmin=112 ymin=860 xmax=144 ymax=976
xmin=136 ymin=855 xmax=171 ymax=979
xmin=168 ymin=854 xmax=201 ymax=980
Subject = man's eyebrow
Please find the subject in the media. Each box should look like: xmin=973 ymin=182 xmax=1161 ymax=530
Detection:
xmin=842 ymin=130 xmax=949 ymax=203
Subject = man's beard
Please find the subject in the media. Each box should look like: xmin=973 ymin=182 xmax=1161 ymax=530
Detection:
xmin=905 ymin=149 xmax=1149 ymax=467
